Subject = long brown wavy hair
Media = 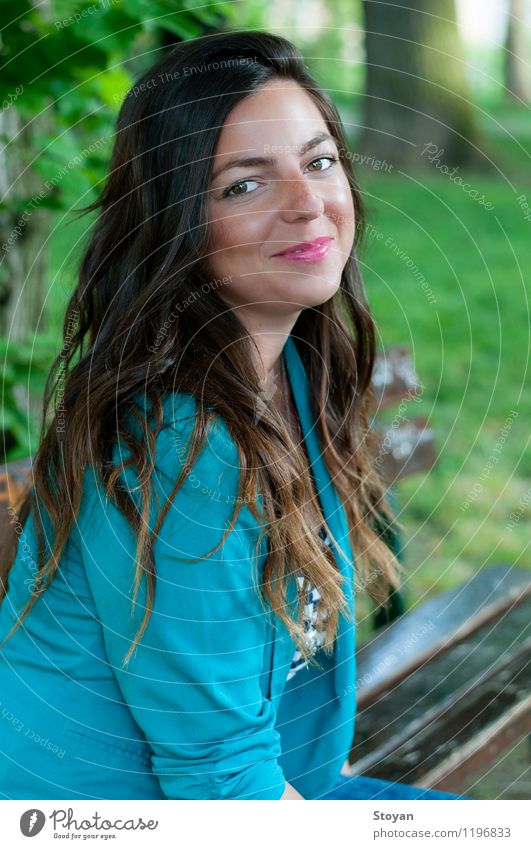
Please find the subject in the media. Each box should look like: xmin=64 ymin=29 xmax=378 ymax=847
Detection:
xmin=0 ymin=30 xmax=402 ymax=666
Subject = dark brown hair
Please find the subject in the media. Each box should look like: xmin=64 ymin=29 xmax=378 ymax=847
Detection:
xmin=1 ymin=30 xmax=401 ymax=665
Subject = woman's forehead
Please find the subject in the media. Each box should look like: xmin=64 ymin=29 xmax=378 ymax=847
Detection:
xmin=212 ymin=82 xmax=331 ymax=160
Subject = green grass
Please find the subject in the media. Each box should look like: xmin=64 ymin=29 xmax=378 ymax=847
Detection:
xmin=354 ymin=157 xmax=531 ymax=634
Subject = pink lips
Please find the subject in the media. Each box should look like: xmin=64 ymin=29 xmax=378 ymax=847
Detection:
xmin=273 ymin=236 xmax=334 ymax=263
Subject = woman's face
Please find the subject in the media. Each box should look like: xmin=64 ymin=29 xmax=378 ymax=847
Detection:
xmin=206 ymin=79 xmax=355 ymax=326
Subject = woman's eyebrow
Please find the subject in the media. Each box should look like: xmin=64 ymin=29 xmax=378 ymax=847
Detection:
xmin=211 ymin=132 xmax=336 ymax=181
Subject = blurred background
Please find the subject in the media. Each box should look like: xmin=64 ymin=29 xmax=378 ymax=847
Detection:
xmin=1 ymin=0 xmax=530 ymax=799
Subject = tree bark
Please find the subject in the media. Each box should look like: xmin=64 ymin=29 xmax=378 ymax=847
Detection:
xmin=0 ymin=108 xmax=50 ymax=343
xmin=505 ymin=0 xmax=531 ymax=102
xmin=361 ymin=0 xmax=482 ymax=168
xmin=0 ymin=0 xmax=52 ymax=343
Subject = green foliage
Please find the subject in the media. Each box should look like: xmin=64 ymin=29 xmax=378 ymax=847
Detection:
xmin=1 ymin=1 xmax=237 ymax=461
xmin=0 ymin=0 xmax=236 ymax=223
xmin=0 ymin=333 xmax=59 ymax=460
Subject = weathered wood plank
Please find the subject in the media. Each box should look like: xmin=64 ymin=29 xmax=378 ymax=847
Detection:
xmin=0 ymin=456 xmax=32 ymax=517
xmin=350 ymin=594 xmax=531 ymax=787
xmin=414 ymin=694 xmax=531 ymax=792
xmin=356 ymin=563 xmax=531 ymax=709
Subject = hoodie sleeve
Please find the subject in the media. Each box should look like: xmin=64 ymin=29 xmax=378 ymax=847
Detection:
xmin=76 ymin=395 xmax=286 ymax=800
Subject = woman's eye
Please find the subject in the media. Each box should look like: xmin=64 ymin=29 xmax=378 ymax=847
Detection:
xmin=222 ymin=179 xmax=260 ymax=199
xmin=219 ymin=155 xmax=337 ymax=199
xmin=306 ymin=155 xmax=338 ymax=172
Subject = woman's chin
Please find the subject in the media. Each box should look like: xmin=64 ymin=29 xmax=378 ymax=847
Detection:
xmin=287 ymin=278 xmax=342 ymax=306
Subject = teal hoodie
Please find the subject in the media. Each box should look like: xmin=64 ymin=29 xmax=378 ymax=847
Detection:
xmin=0 ymin=334 xmax=356 ymax=800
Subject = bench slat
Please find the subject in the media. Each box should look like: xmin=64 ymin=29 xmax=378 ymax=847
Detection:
xmin=414 ymin=692 xmax=531 ymax=792
xmin=357 ymin=563 xmax=531 ymax=709
xmin=350 ymin=597 xmax=531 ymax=788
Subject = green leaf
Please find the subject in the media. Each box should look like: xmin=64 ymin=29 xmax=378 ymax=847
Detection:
xmin=98 ymin=66 xmax=133 ymax=107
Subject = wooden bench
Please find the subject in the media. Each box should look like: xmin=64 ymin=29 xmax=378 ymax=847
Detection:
xmin=350 ymin=563 xmax=531 ymax=794
xmin=0 ymin=455 xmax=33 ymax=534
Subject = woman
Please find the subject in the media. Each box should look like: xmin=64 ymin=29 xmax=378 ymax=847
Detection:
xmin=0 ymin=31 xmax=463 ymax=800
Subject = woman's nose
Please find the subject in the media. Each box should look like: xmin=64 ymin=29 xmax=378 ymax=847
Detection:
xmin=277 ymin=175 xmax=325 ymax=221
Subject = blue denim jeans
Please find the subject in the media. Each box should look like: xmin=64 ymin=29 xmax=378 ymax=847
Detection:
xmin=319 ymin=774 xmax=468 ymax=800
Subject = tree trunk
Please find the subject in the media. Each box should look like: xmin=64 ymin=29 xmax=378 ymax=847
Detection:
xmin=0 ymin=0 xmax=54 ymax=439
xmin=0 ymin=108 xmax=50 ymax=343
xmin=0 ymin=104 xmax=53 ymax=440
xmin=0 ymin=0 xmax=52 ymax=343
xmin=505 ymin=0 xmax=531 ymax=102
xmin=361 ymin=0 xmax=482 ymax=168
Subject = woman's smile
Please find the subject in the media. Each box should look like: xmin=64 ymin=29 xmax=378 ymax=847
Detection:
xmin=271 ymin=236 xmax=334 ymax=262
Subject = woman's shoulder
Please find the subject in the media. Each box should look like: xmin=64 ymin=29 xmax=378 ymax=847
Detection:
xmin=80 ymin=390 xmax=247 ymax=535
xmin=133 ymin=389 xmax=237 ymax=457
xmin=77 ymin=389 xmax=267 ymax=589
xmin=145 ymin=390 xmax=240 ymax=491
